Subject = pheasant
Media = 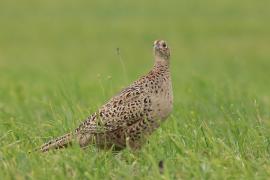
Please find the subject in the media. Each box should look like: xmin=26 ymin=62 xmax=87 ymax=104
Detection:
xmin=39 ymin=40 xmax=173 ymax=152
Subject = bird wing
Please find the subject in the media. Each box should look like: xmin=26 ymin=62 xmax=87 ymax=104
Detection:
xmin=76 ymin=84 xmax=149 ymax=134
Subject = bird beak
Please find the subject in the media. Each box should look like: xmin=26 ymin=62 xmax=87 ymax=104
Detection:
xmin=153 ymin=40 xmax=160 ymax=50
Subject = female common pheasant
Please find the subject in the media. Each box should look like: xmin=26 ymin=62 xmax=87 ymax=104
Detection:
xmin=39 ymin=40 xmax=173 ymax=152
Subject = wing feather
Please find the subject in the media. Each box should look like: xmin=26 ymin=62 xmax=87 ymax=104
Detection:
xmin=76 ymin=85 xmax=148 ymax=134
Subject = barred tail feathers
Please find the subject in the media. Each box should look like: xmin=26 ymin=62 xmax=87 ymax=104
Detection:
xmin=40 ymin=133 xmax=73 ymax=152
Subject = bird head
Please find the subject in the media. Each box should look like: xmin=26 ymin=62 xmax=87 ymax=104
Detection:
xmin=153 ymin=40 xmax=170 ymax=61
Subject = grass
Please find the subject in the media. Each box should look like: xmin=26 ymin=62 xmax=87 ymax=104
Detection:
xmin=1 ymin=0 xmax=270 ymax=179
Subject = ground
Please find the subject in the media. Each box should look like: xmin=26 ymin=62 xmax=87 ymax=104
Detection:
xmin=1 ymin=0 xmax=270 ymax=179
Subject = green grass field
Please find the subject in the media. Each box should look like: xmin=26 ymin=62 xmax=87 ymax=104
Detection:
xmin=1 ymin=0 xmax=270 ymax=179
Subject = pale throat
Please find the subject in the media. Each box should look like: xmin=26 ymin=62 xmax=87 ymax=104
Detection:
xmin=154 ymin=55 xmax=170 ymax=68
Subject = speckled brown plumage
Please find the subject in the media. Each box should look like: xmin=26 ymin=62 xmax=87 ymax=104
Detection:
xmin=39 ymin=40 xmax=173 ymax=152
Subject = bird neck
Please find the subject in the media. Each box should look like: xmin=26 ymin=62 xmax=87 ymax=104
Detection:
xmin=153 ymin=56 xmax=170 ymax=71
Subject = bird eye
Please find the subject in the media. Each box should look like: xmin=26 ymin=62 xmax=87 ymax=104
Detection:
xmin=162 ymin=43 xmax=167 ymax=48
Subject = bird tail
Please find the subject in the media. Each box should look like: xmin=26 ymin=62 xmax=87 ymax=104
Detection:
xmin=38 ymin=132 xmax=74 ymax=152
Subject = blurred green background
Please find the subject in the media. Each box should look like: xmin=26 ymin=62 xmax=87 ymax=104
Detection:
xmin=1 ymin=0 xmax=270 ymax=179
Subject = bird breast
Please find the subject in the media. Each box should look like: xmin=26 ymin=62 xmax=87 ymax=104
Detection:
xmin=150 ymin=79 xmax=173 ymax=120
